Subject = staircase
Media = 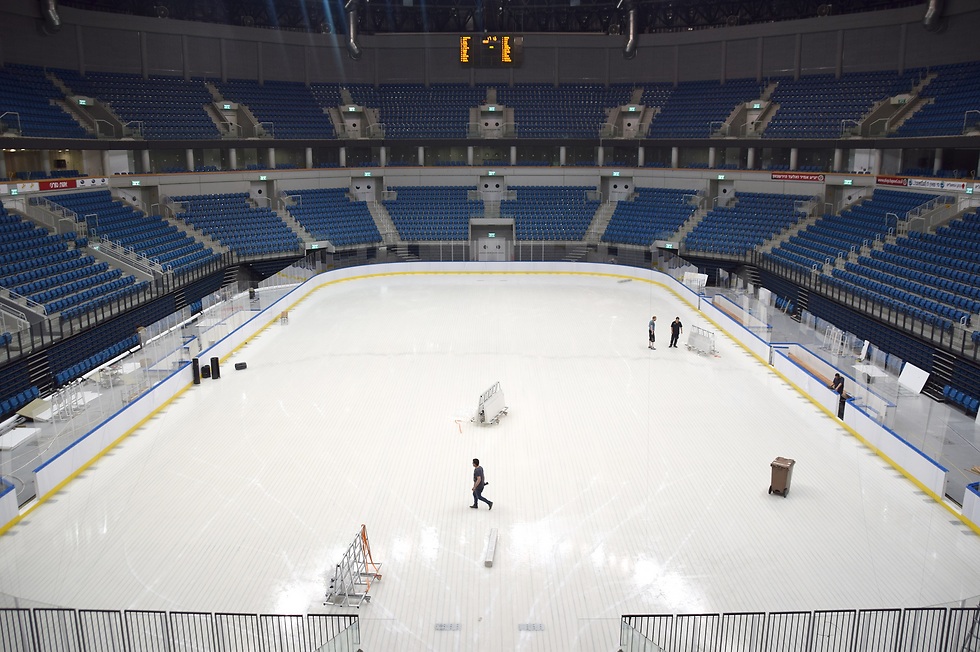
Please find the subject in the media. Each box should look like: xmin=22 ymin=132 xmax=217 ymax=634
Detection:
xmin=365 ymin=200 xmax=399 ymax=245
xmin=26 ymin=349 xmax=52 ymax=397
xmin=923 ymin=348 xmax=956 ymax=402
xmin=795 ymin=287 xmax=809 ymax=321
xmin=269 ymin=200 xmax=316 ymax=243
xmin=221 ymin=264 xmax=240 ymax=290
xmin=584 ymin=200 xmax=617 ymax=245
xmin=759 ymin=211 xmax=823 ymax=253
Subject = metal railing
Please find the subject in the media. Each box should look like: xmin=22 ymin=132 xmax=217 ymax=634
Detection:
xmin=0 ymin=607 xmax=359 ymax=652
xmin=258 ymin=121 xmax=275 ymax=138
xmin=94 ymin=119 xmax=116 ymax=139
xmin=621 ymin=604 xmax=980 ymax=651
xmin=0 ymin=111 xmax=22 ymax=135
xmin=755 ymin=251 xmax=980 ymax=361
xmin=963 ymin=109 xmax=980 ymax=135
xmin=122 ymin=120 xmax=143 ymax=138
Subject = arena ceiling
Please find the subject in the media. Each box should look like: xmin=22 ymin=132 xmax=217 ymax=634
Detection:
xmin=58 ymin=0 xmax=925 ymax=34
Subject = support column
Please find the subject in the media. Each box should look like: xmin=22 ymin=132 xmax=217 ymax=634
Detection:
xmin=510 ymin=145 xmax=517 ymax=166
xmin=418 ymin=146 xmax=424 ymax=166
xmin=596 ymin=146 xmax=604 ymax=167
xmin=41 ymin=150 xmax=51 ymax=174
xmin=102 ymin=150 xmax=111 ymax=176
xmin=559 ymin=146 xmax=566 ymax=166
xmin=141 ymin=149 xmax=151 ymax=173
xmin=708 ymin=147 xmax=716 ymax=169
xmin=305 ymin=147 xmax=313 ymax=169
xmin=789 ymin=147 xmax=798 ymax=171
xmin=637 ymin=146 xmax=644 ymax=168
xmin=380 ymin=146 xmax=387 ymax=168
xmin=671 ymin=146 xmax=679 ymax=168
xmin=339 ymin=147 xmax=346 ymax=167
xmin=0 ymin=154 xmax=6 ymax=179
xmin=467 ymin=146 xmax=474 ymax=166
xmin=833 ymin=148 xmax=843 ymax=173
xmin=267 ymin=148 xmax=276 ymax=170
xmin=872 ymin=149 xmax=882 ymax=176
xmin=746 ymin=147 xmax=756 ymax=170
xmin=934 ymin=148 xmax=943 ymax=175
xmin=228 ymin=148 xmax=236 ymax=171
xmin=185 ymin=148 xmax=195 ymax=172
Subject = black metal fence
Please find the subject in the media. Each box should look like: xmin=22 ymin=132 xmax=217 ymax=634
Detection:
xmin=752 ymin=252 xmax=979 ymax=362
xmin=621 ymin=606 xmax=980 ymax=652
xmin=0 ymin=608 xmax=359 ymax=652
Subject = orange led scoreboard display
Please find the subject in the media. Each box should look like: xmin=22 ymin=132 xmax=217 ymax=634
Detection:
xmin=459 ymin=34 xmax=524 ymax=68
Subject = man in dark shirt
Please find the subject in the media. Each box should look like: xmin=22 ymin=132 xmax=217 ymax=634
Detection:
xmin=471 ymin=458 xmax=493 ymax=510
xmin=669 ymin=317 xmax=683 ymax=348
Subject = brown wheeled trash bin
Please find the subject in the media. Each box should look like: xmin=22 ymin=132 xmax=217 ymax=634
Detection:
xmin=769 ymin=457 xmax=795 ymax=497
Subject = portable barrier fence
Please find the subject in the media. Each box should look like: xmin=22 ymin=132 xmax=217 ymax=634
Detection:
xmin=621 ymin=605 xmax=980 ymax=652
xmin=0 ymin=609 xmax=359 ymax=651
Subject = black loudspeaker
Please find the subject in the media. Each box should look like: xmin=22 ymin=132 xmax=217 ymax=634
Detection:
xmin=210 ymin=356 xmax=220 ymax=379
xmin=192 ymin=358 xmax=201 ymax=384
xmin=201 ymin=364 xmax=211 ymax=379
xmin=234 ymin=362 xmax=248 ymax=371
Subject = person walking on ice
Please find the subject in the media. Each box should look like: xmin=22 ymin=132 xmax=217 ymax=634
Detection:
xmin=470 ymin=458 xmax=493 ymax=510
xmin=648 ymin=315 xmax=657 ymax=350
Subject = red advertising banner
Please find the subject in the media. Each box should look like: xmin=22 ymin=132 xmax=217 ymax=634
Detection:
xmin=38 ymin=179 xmax=79 ymax=192
xmin=875 ymin=176 xmax=908 ymax=187
xmin=770 ymin=172 xmax=824 ymax=182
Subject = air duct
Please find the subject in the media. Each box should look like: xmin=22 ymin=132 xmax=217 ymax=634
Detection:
xmin=923 ymin=0 xmax=946 ymax=31
xmin=622 ymin=3 xmax=637 ymax=60
xmin=345 ymin=0 xmax=362 ymax=61
xmin=39 ymin=0 xmax=61 ymax=34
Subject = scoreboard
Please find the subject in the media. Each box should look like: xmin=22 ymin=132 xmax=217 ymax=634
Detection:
xmin=460 ymin=34 xmax=524 ymax=68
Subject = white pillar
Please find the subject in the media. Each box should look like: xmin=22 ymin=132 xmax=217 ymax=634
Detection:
xmin=41 ymin=150 xmax=51 ymax=174
xmin=141 ymin=149 xmax=151 ymax=173
xmin=746 ymin=147 xmax=755 ymax=170
xmin=596 ymin=147 xmax=604 ymax=167
xmin=102 ymin=150 xmax=111 ymax=176
xmin=467 ymin=146 xmax=474 ymax=166
xmin=671 ymin=146 xmax=679 ymax=168
xmin=380 ymin=147 xmax=387 ymax=167
xmin=637 ymin=146 xmax=644 ymax=167
xmin=339 ymin=147 xmax=346 ymax=167
xmin=872 ymin=149 xmax=882 ymax=176
xmin=305 ymin=147 xmax=313 ymax=169
xmin=418 ymin=146 xmax=425 ymax=166
xmin=833 ymin=148 xmax=843 ymax=173
xmin=789 ymin=147 xmax=798 ymax=171
xmin=559 ymin=146 xmax=566 ymax=166
xmin=934 ymin=148 xmax=943 ymax=175
xmin=267 ymin=148 xmax=276 ymax=170
xmin=185 ymin=148 xmax=194 ymax=172
xmin=510 ymin=146 xmax=517 ymax=166
xmin=708 ymin=147 xmax=716 ymax=169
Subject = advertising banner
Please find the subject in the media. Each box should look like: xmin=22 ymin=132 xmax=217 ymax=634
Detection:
xmin=875 ymin=175 xmax=908 ymax=187
xmin=770 ymin=172 xmax=824 ymax=182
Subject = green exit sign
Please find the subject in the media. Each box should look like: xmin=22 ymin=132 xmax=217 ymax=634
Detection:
xmin=222 ymin=103 xmax=232 ymax=110
xmin=259 ymin=175 xmax=267 ymax=181
xmin=843 ymin=179 xmax=853 ymax=186
xmin=488 ymin=170 xmax=496 ymax=176
xmin=612 ymin=171 xmax=620 ymax=177
xmin=131 ymin=180 xmax=141 ymax=186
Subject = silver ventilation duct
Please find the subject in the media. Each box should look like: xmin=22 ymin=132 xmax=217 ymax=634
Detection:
xmin=40 ymin=0 xmax=61 ymax=34
xmin=923 ymin=0 xmax=946 ymax=31
xmin=622 ymin=4 xmax=637 ymax=60
xmin=345 ymin=0 xmax=362 ymax=61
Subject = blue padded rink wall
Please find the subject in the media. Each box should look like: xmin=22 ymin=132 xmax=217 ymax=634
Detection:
xmin=1 ymin=270 xmax=979 ymax=651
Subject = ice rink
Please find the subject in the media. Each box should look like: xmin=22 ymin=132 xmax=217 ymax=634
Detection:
xmin=1 ymin=271 xmax=979 ymax=651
